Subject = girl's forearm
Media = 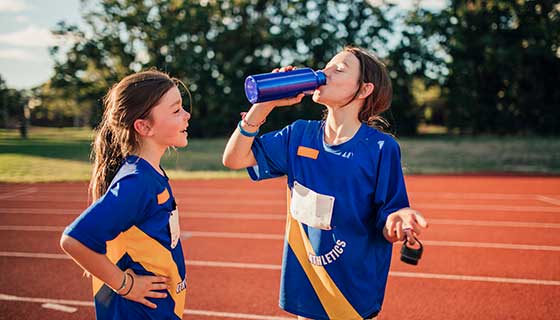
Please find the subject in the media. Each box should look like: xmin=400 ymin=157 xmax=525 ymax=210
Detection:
xmin=223 ymin=104 xmax=274 ymax=169
xmin=60 ymin=235 xmax=125 ymax=291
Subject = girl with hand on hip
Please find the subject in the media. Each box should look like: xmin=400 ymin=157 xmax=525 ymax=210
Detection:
xmin=60 ymin=70 xmax=191 ymax=319
xmin=223 ymin=46 xmax=427 ymax=320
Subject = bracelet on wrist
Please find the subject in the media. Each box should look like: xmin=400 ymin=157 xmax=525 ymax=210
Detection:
xmin=240 ymin=112 xmax=266 ymax=127
xmin=120 ymin=272 xmax=134 ymax=296
xmin=113 ymin=271 xmax=128 ymax=293
xmin=238 ymin=120 xmax=259 ymax=137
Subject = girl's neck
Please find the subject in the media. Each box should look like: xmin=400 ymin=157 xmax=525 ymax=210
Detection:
xmin=136 ymin=141 xmax=166 ymax=175
xmin=324 ymin=104 xmax=362 ymax=145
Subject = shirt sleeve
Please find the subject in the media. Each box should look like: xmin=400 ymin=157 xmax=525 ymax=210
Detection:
xmin=247 ymin=122 xmax=294 ymax=181
xmin=63 ymin=175 xmax=150 ymax=254
xmin=373 ymin=138 xmax=410 ymax=231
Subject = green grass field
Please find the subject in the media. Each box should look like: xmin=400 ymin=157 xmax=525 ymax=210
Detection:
xmin=1 ymin=127 xmax=559 ymax=182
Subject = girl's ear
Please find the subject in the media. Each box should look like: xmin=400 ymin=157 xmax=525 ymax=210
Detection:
xmin=359 ymin=82 xmax=374 ymax=99
xmin=133 ymin=118 xmax=153 ymax=137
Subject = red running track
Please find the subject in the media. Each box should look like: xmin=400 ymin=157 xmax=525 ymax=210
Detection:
xmin=0 ymin=175 xmax=559 ymax=319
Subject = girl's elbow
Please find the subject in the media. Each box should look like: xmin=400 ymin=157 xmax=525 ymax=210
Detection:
xmin=222 ymin=155 xmax=242 ymax=170
xmin=59 ymin=234 xmax=75 ymax=253
xmin=222 ymin=154 xmax=232 ymax=168
xmin=222 ymin=154 xmax=233 ymax=169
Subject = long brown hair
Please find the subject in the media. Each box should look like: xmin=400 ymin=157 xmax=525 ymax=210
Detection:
xmin=339 ymin=46 xmax=393 ymax=130
xmin=90 ymin=70 xmax=184 ymax=201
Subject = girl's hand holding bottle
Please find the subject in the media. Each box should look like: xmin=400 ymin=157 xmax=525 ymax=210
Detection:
xmin=240 ymin=66 xmax=307 ymax=135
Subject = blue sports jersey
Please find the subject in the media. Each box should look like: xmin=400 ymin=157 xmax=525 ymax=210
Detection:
xmin=248 ymin=120 xmax=409 ymax=319
xmin=64 ymin=155 xmax=186 ymax=320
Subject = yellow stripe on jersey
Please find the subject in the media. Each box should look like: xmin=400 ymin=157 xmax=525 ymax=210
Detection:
xmin=297 ymin=146 xmax=319 ymax=160
xmin=92 ymin=226 xmax=185 ymax=318
xmin=157 ymin=188 xmax=170 ymax=204
xmin=286 ymin=189 xmax=361 ymax=320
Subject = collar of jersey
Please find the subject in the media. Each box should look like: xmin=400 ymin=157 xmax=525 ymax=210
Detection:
xmin=125 ymin=155 xmax=169 ymax=181
xmin=320 ymin=122 xmax=368 ymax=153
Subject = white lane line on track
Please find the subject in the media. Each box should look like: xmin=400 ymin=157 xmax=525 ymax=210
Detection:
xmin=429 ymin=218 xmax=560 ymax=229
xmin=0 ymin=251 xmax=70 ymax=259
xmin=0 ymin=197 xmax=289 ymax=205
xmin=3 ymin=201 xmax=560 ymax=212
xmin=417 ymin=203 xmax=560 ymax=212
xmin=536 ymin=195 xmax=560 ymax=206
xmin=187 ymin=212 xmax=285 ymax=220
xmin=0 ymin=188 xmax=38 ymax=200
xmin=0 ymin=251 xmax=282 ymax=269
xmin=183 ymin=231 xmax=284 ymax=240
xmin=0 ymin=294 xmax=293 ymax=319
xmin=1 ymin=226 xmax=560 ymax=251
xmin=1 ymin=253 xmax=559 ymax=286
xmin=7 ymin=188 xmax=560 ymax=198
xmin=3 ymin=208 xmax=560 ymax=229
xmin=0 ymin=208 xmax=81 ymax=215
xmin=41 ymin=302 xmax=77 ymax=313
xmin=0 ymin=226 xmax=286 ymax=240
xmin=0 ymin=225 xmax=64 ymax=232
xmin=410 ymin=192 xmax=560 ymax=200
xmin=188 ymin=260 xmax=281 ymax=270
xmin=422 ymin=240 xmax=560 ymax=251
xmin=389 ymin=272 xmax=560 ymax=286
xmin=0 ymin=208 xmax=289 ymax=218
xmin=184 ymin=309 xmax=293 ymax=319
xmin=0 ymin=293 xmax=92 ymax=306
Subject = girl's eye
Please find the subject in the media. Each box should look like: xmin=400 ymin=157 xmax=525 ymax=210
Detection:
xmin=174 ymin=109 xmax=181 ymax=114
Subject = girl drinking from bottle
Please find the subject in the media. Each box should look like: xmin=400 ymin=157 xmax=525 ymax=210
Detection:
xmin=60 ymin=70 xmax=190 ymax=319
xmin=223 ymin=46 xmax=428 ymax=320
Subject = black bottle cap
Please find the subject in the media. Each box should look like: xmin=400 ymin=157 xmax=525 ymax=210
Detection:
xmin=400 ymin=236 xmax=423 ymax=265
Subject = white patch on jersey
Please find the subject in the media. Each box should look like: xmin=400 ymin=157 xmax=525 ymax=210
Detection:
xmin=290 ymin=181 xmax=335 ymax=230
xmin=377 ymin=140 xmax=385 ymax=150
xmin=169 ymin=207 xmax=181 ymax=249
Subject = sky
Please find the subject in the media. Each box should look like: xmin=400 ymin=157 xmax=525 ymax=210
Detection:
xmin=0 ymin=0 xmax=83 ymax=89
xmin=0 ymin=0 xmax=446 ymax=90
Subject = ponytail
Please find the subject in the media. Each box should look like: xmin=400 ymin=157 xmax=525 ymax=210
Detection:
xmin=89 ymin=88 xmax=127 ymax=202
xmin=89 ymin=120 xmax=124 ymax=201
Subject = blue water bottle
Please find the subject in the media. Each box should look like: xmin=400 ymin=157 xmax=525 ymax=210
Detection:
xmin=244 ymin=68 xmax=327 ymax=104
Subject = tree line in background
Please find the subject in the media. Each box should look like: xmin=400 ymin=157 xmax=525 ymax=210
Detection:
xmin=1 ymin=0 xmax=559 ymax=137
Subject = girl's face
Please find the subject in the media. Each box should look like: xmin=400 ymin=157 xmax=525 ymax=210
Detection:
xmin=146 ymin=86 xmax=191 ymax=148
xmin=312 ymin=51 xmax=361 ymax=107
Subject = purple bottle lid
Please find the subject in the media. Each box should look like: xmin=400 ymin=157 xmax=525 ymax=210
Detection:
xmin=245 ymin=77 xmax=259 ymax=104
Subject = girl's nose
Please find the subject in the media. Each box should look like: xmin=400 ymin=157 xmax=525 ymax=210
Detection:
xmin=183 ymin=109 xmax=191 ymax=121
xmin=322 ymin=66 xmax=334 ymax=77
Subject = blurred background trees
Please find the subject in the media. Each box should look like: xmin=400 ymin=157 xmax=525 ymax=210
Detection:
xmin=1 ymin=0 xmax=559 ymax=136
xmin=420 ymin=0 xmax=560 ymax=135
xmin=1 ymin=75 xmax=29 ymax=137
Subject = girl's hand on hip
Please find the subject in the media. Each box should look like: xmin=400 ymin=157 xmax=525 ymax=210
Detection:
xmin=384 ymin=208 xmax=428 ymax=244
xmin=121 ymin=269 xmax=170 ymax=309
